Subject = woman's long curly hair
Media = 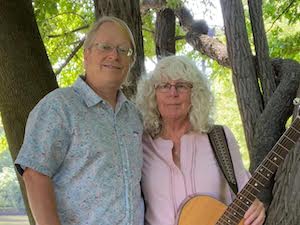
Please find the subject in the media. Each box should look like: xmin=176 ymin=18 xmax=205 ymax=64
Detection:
xmin=135 ymin=55 xmax=215 ymax=138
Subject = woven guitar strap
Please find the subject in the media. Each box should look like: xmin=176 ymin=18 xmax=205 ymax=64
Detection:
xmin=208 ymin=125 xmax=238 ymax=195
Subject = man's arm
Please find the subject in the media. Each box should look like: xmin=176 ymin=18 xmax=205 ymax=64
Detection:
xmin=23 ymin=168 xmax=61 ymax=225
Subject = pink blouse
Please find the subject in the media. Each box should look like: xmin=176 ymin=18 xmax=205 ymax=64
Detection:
xmin=141 ymin=127 xmax=250 ymax=225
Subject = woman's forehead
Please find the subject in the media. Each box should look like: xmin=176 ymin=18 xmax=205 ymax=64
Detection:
xmin=155 ymin=74 xmax=190 ymax=82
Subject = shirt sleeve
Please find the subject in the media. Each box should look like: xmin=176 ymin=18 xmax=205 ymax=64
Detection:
xmin=15 ymin=95 xmax=71 ymax=178
xmin=223 ymin=126 xmax=251 ymax=191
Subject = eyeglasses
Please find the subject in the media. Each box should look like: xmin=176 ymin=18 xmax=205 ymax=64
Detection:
xmin=92 ymin=42 xmax=133 ymax=57
xmin=155 ymin=82 xmax=193 ymax=93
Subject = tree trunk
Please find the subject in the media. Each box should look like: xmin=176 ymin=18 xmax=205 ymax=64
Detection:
xmin=155 ymin=8 xmax=176 ymax=60
xmin=248 ymin=0 xmax=276 ymax=104
xmin=0 ymin=1 xmax=58 ymax=224
xmin=265 ymin=141 xmax=300 ymax=225
xmin=270 ymin=86 xmax=300 ymax=224
xmin=220 ymin=0 xmax=263 ymax=154
xmin=94 ymin=0 xmax=145 ymax=97
xmin=220 ymin=0 xmax=300 ymax=218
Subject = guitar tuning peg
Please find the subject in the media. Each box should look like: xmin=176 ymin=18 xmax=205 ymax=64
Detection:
xmin=293 ymin=98 xmax=300 ymax=106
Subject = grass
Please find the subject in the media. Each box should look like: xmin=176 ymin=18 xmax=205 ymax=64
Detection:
xmin=0 ymin=215 xmax=29 ymax=225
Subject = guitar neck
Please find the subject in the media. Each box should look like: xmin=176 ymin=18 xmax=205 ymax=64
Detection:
xmin=217 ymin=117 xmax=300 ymax=225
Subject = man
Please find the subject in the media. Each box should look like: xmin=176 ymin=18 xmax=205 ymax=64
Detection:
xmin=15 ymin=16 xmax=144 ymax=225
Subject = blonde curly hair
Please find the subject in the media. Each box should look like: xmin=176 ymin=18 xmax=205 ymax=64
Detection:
xmin=135 ymin=55 xmax=215 ymax=138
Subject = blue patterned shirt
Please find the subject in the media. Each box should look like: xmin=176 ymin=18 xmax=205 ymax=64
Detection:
xmin=15 ymin=77 xmax=144 ymax=225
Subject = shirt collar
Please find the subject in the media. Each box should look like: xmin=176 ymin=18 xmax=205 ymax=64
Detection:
xmin=73 ymin=76 xmax=129 ymax=108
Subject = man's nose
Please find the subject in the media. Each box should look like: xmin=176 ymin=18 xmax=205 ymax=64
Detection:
xmin=107 ymin=48 xmax=119 ymax=59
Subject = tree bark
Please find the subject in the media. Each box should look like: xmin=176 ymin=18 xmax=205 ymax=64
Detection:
xmin=140 ymin=0 xmax=166 ymax=15
xmin=220 ymin=0 xmax=300 ymax=217
xmin=155 ymin=8 xmax=176 ymax=60
xmin=186 ymin=33 xmax=230 ymax=67
xmin=265 ymin=140 xmax=300 ymax=225
xmin=248 ymin=0 xmax=276 ymax=104
xmin=0 ymin=1 xmax=58 ymax=224
xmin=94 ymin=0 xmax=145 ymax=97
xmin=220 ymin=0 xmax=263 ymax=153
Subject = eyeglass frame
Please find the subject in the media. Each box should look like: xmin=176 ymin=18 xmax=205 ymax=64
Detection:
xmin=155 ymin=81 xmax=193 ymax=93
xmin=92 ymin=42 xmax=133 ymax=57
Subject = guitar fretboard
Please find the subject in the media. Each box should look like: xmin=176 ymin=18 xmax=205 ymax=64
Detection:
xmin=216 ymin=117 xmax=300 ymax=225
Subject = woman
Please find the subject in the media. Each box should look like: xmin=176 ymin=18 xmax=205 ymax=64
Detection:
xmin=136 ymin=55 xmax=265 ymax=225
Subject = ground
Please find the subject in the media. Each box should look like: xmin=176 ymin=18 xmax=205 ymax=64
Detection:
xmin=0 ymin=215 xmax=29 ymax=225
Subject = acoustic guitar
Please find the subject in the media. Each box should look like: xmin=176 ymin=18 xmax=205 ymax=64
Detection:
xmin=177 ymin=116 xmax=300 ymax=225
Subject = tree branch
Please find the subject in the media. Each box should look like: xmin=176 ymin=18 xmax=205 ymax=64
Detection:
xmin=55 ymin=38 xmax=84 ymax=76
xmin=186 ymin=32 xmax=230 ymax=67
xmin=251 ymin=59 xmax=300 ymax=171
xmin=248 ymin=0 xmax=276 ymax=105
xmin=42 ymin=12 xmax=88 ymax=24
xmin=142 ymin=27 xmax=155 ymax=35
xmin=174 ymin=5 xmax=194 ymax=31
xmin=48 ymin=24 xmax=89 ymax=38
xmin=175 ymin=35 xmax=186 ymax=41
xmin=266 ymin=0 xmax=297 ymax=32
xmin=220 ymin=0 xmax=264 ymax=154
xmin=140 ymin=0 xmax=166 ymax=14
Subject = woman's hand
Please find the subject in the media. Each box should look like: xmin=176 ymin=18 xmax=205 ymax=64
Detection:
xmin=244 ymin=198 xmax=265 ymax=225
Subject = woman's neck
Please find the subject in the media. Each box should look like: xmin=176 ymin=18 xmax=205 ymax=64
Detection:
xmin=160 ymin=118 xmax=191 ymax=141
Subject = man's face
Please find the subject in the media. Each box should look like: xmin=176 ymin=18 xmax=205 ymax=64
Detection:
xmin=84 ymin=22 xmax=133 ymax=90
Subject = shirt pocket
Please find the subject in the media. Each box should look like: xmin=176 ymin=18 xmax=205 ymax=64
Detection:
xmin=124 ymin=129 xmax=143 ymax=181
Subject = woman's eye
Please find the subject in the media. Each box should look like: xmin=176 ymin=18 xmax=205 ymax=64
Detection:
xmin=176 ymin=84 xmax=185 ymax=89
xmin=162 ymin=84 xmax=170 ymax=89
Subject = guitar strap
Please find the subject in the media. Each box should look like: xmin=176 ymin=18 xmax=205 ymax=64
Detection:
xmin=208 ymin=125 xmax=238 ymax=195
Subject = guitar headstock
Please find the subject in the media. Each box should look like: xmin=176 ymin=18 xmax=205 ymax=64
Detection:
xmin=293 ymin=98 xmax=300 ymax=117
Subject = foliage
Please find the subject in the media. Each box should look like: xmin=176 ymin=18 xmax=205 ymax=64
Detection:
xmin=166 ymin=0 xmax=185 ymax=9
xmin=0 ymin=150 xmax=24 ymax=210
xmin=142 ymin=10 xmax=156 ymax=58
xmin=267 ymin=26 xmax=300 ymax=61
xmin=33 ymin=0 xmax=95 ymax=87
xmin=0 ymin=141 xmax=9 ymax=169
xmin=1 ymin=0 xmax=299 ymax=212
xmin=0 ymin=125 xmax=8 ymax=156
xmin=0 ymin=118 xmax=24 ymax=210
xmin=264 ymin=0 xmax=300 ymax=25
xmin=210 ymin=62 xmax=250 ymax=168
xmin=264 ymin=0 xmax=300 ymax=60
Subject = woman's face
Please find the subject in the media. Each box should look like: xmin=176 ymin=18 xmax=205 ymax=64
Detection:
xmin=155 ymin=79 xmax=192 ymax=122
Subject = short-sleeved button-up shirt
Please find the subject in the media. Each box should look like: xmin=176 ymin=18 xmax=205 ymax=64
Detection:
xmin=15 ymin=77 xmax=144 ymax=225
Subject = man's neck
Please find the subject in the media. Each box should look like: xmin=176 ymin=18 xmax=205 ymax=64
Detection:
xmin=86 ymin=79 xmax=119 ymax=109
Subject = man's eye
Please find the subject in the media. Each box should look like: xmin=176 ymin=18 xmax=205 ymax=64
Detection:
xmin=96 ymin=43 xmax=112 ymax=51
xmin=118 ymin=47 xmax=128 ymax=54
xmin=101 ymin=44 xmax=113 ymax=50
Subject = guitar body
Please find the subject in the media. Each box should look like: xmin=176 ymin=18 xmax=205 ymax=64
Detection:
xmin=176 ymin=116 xmax=300 ymax=225
xmin=177 ymin=195 xmax=244 ymax=225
